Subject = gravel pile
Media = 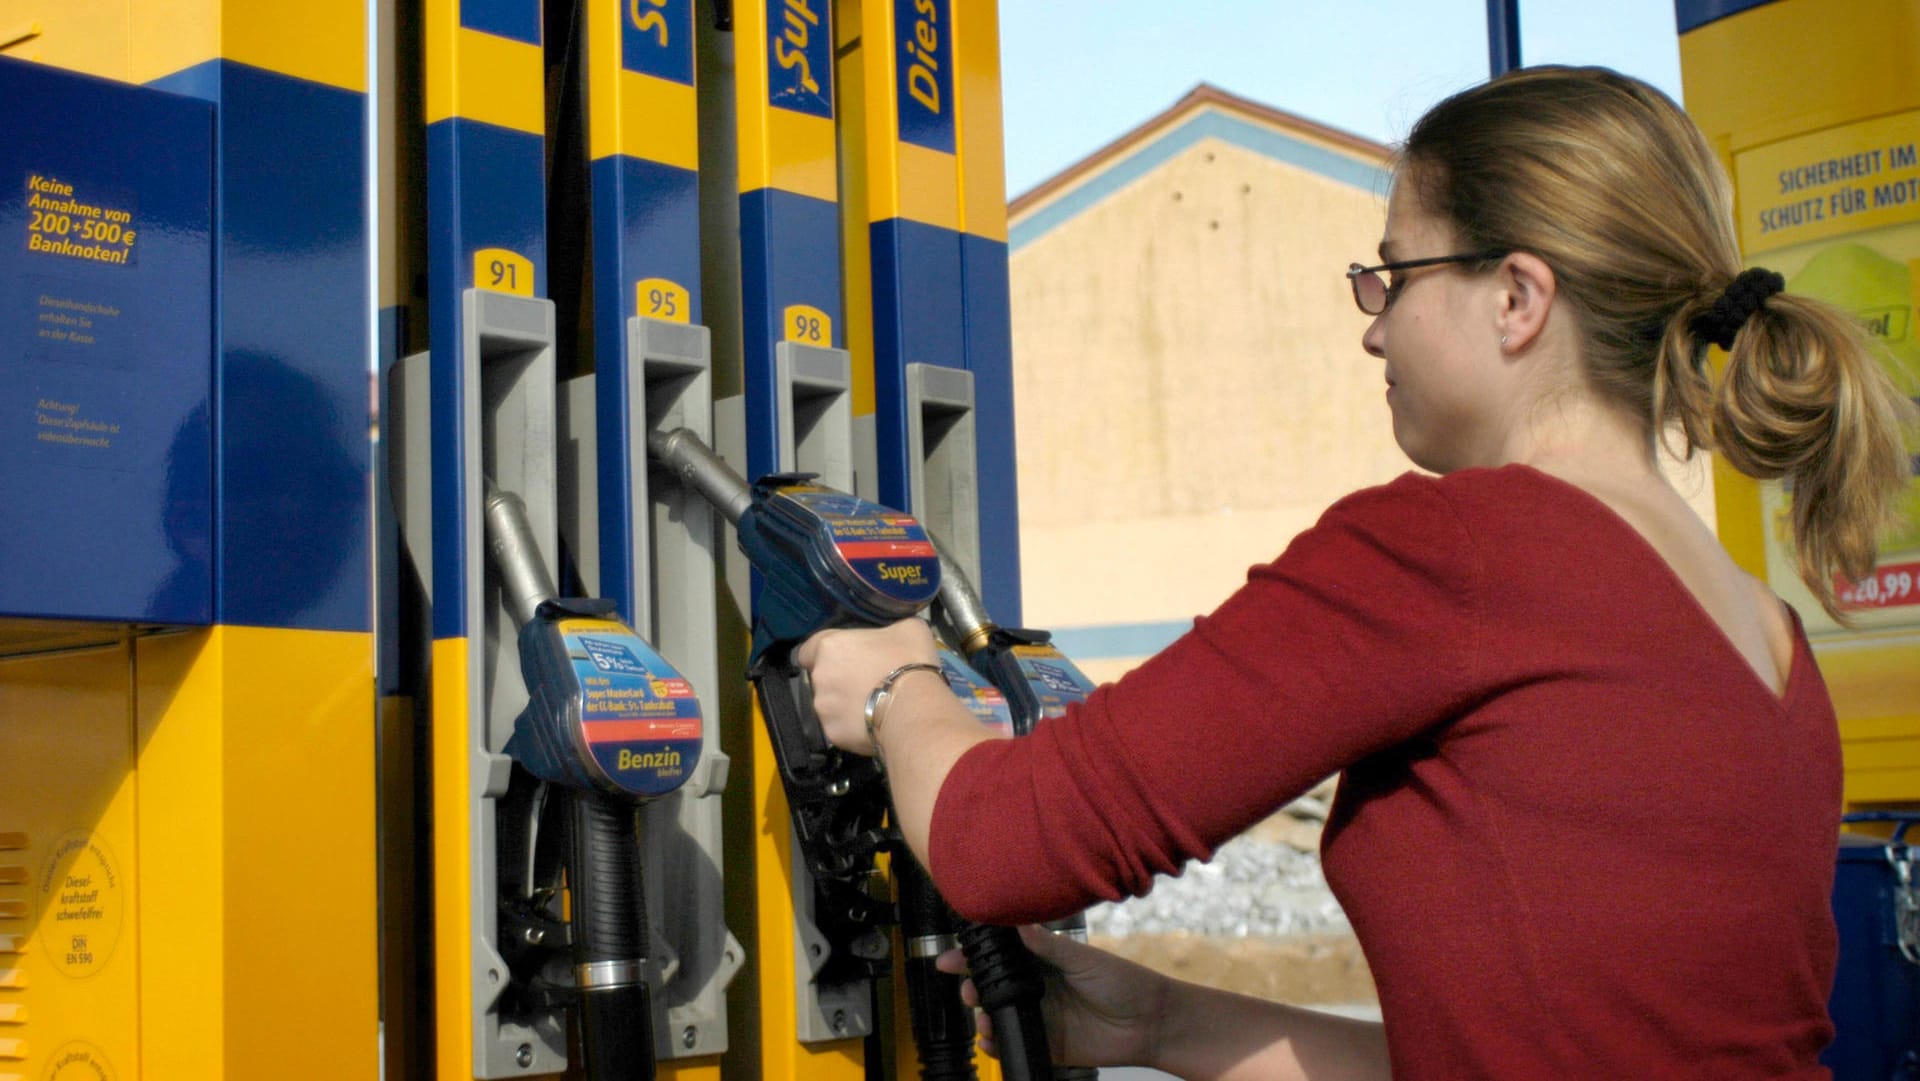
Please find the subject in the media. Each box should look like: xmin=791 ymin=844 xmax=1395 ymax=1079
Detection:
xmin=1085 ymin=829 xmax=1350 ymax=938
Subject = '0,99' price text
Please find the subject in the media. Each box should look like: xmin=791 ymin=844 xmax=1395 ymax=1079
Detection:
xmin=1837 ymin=562 xmax=1920 ymax=610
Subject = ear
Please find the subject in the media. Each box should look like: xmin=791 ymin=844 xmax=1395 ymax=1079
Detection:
xmin=1493 ymin=252 xmax=1557 ymax=352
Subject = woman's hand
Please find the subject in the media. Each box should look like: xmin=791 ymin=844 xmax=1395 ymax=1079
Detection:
xmin=938 ymin=925 xmax=1167 ymax=1070
xmin=794 ymin=618 xmax=942 ymax=755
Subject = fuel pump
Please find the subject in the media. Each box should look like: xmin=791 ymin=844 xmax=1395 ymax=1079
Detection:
xmin=482 ymin=482 xmax=704 ymax=1080
xmin=648 ymin=427 xmax=1057 ymax=1081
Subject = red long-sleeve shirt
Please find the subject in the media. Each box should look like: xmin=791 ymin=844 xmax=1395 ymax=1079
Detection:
xmin=929 ymin=466 xmax=1840 ymax=1079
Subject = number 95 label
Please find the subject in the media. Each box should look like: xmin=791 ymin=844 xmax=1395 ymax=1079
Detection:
xmin=637 ymin=277 xmax=690 ymax=323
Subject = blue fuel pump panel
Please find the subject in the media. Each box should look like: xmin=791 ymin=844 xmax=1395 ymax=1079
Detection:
xmin=0 ymin=57 xmax=214 ymax=624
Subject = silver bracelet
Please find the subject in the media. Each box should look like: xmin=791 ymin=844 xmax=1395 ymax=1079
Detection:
xmin=862 ymin=661 xmax=944 ymax=770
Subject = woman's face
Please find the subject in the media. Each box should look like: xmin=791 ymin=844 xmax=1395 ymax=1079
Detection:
xmin=1361 ymin=177 xmax=1512 ymax=474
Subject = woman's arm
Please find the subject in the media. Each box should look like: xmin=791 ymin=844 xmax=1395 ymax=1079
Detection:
xmin=945 ymin=927 xmax=1390 ymax=1081
xmin=793 ymin=616 xmax=999 ymax=863
xmin=1152 ymin=976 xmax=1389 ymax=1081
xmin=799 ymin=476 xmax=1483 ymax=924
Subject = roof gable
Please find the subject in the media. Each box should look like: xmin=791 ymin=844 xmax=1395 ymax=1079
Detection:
xmin=1010 ymin=84 xmax=1392 ymax=254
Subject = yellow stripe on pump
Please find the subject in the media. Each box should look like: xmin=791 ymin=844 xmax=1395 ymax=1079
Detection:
xmin=424 ymin=0 xmax=545 ymax=133
xmin=588 ymin=0 xmax=700 ymax=170
xmin=737 ymin=0 xmax=839 ymax=201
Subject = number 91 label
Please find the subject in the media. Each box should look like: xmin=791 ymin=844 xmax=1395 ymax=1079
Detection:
xmin=474 ymin=247 xmax=534 ymax=297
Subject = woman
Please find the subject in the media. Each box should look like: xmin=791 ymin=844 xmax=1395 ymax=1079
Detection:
xmin=797 ymin=66 xmax=1914 ymax=1078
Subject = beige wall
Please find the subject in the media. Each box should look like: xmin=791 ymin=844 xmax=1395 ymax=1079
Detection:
xmin=1012 ymin=128 xmax=1406 ymax=640
xmin=1010 ymin=119 xmax=1714 ymax=675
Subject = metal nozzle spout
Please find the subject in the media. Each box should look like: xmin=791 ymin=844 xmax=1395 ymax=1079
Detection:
xmin=482 ymin=480 xmax=557 ymax=630
xmin=929 ymin=531 xmax=996 ymax=657
xmin=647 ymin=427 xmax=753 ymax=527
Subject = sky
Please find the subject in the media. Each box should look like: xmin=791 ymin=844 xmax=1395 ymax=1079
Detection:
xmin=998 ymin=1 xmax=1687 ymax=199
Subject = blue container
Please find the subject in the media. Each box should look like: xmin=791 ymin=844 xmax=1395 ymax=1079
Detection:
xmin=1825 ymin=813 xmax=1920 ymax=1080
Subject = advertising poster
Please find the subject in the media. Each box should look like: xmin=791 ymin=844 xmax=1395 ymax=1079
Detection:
xmin=1734 ymin=107 xmax=1920 ymax=634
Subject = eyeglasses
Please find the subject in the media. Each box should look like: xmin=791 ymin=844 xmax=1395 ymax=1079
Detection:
xmin=1346 ymin=251 xmax=1507 ymax=315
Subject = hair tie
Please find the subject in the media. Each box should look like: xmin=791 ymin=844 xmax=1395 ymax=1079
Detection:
xmin=1690 ymin=267 xmax=1785 ymax=350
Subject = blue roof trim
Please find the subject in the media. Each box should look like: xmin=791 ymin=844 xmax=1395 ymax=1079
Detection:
xmin=1049 ymin=619 xmax=1193 ymax=661
xmin=1011 ymin=109 xmax=1390 ymax=253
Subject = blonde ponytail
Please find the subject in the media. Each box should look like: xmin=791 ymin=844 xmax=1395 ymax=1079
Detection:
xmin=1707 ymin=294 xmax=1914 ymax=620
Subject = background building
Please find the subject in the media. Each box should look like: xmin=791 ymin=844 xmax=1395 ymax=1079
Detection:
xmin=1012 ymin=82 xmax=1716 ymax=679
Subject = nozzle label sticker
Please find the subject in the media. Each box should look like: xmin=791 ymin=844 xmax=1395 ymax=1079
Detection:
xmin=939 ymin=650 xmax=1012 ymax=736
xmin=580 ymin=634 xmax=652 ymax=675
xmin=1013 ymin=645 xmax=1097 ymax=720
xmin=561 ymin=619 xmax=704 ymax=797
xmin=776 ymin=487 xmax=942 ymax=606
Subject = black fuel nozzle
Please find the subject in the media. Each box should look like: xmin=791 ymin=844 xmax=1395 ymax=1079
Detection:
xmin=897 ymin=854 xmax=979 ymax=1081
xmin=929 ymin=535 xmax=1098 ymax=737
xmin=930 ymin=536 xmax=1105 ymax=1080
xmin=485 ymin=480 xmax=708 ymax=1081
xmin=648 ymin=427 xmax=942 ymax=658
xmin=644 ymin=430 xmax=1059 ymax=1078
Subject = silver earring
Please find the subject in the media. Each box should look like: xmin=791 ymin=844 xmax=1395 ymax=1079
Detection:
xmin=1500 ymin=335 xmax=1510 ymax=346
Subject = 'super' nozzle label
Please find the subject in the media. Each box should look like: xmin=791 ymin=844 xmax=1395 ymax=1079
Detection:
xmin=774 ymin=485 xmax=942 ymax=609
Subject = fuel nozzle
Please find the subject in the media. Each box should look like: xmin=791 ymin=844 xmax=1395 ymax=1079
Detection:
xmin=647 ymin=426 xmax=941 ymax=656
xmin=924 ymin=534 xmax=1101 ymax=1081
xmin=647 ymin=427 xmax=752 ymax=527
xmin=483 ymin=482 xmax=557 ymax=629
xmin=482 ymin=478 xmax=707 ymax=1081
xmin=928 ymin=533 xmax=996 ymax=659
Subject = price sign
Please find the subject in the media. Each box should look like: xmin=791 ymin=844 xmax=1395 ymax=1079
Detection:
xmin=1836 ymin=560 xmax=1920 ymax=610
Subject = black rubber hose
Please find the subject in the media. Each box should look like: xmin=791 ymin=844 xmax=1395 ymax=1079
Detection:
xmin=569 ymin=790 xmax=656 ymax=1080
xmin=895 ymin=855 xmax=978 ymax=1081
xmin=955 ymin=922 xmax=1052 ymax=1081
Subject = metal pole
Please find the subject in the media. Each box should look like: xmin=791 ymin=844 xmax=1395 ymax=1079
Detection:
xmin=1488 ymin=0 xmax=1522 ymax=77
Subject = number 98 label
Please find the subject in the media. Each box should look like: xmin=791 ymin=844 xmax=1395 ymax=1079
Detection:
xmin=782 ymin=303 xmax=831 ymax=345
